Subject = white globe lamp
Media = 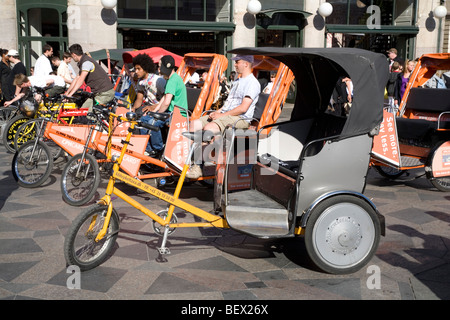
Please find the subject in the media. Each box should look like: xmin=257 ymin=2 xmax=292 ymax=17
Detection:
xmin=318 ymin=2 xmax=333 ymax=18
xmin=101 ymin=0 xmax=117 ymax=10
xmin=247 ymin=0 xmax=262 ymax=15
xmin=434 ymin=5 xmax=448 ymax=19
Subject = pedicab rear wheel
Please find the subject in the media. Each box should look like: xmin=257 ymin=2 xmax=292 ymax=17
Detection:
xmin=304 ymin=195 xmax=381 ymax=275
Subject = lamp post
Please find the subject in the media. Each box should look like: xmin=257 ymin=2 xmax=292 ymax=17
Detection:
xmin=318 ymin=2 xmax=333 ymax=18
xmin=247 ymin=0 xmax=262 ymax=15
xmin=318 ymin=2 xmax=333 ymax=47
xmin=434 ymin=1 xmax=448 ymax=52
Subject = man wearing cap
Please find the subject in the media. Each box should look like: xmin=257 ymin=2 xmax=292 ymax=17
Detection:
xmin=191 ymin=54 xmax=260 ymax=134
xmin=387 ymin=48 xmax=403 ymax=71
xmin=186 ymin=54 xmax=260 ymax=178
xmin=140 ymin=54 xmax=188 ymax=156
xmin=5 ymin=50 xmax=27 ymax=99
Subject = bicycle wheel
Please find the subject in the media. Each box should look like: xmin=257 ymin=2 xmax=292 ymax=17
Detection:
xmin=61 ymin=153 xmax=101 ymax=206
xmin=14 ymin=119 xmax=63 ymax=160
xmin=2 ymin=115 xmax=30 ymax=153
xmin=0 ymin=106 xmax=19 ymax=139
xmin=429 ymin=176 xmax=450 ymax=192
xmin=12 ymin=140 xmax=54 ymax=188
xmin=373 ymin=165 xmax=406 ymax=179
xmin=304 ymin=195 xmax=381 ymax=275
xmin=64 ymin=204 xmax=119 ymax=271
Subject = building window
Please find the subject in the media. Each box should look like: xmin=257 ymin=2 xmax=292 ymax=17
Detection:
xmin=16 ymin=0 xmax=68 ymax=72
xmin=118 ymin=0 xmax=230 ymax=22
xmin=326 ymin=0 xmax=414 ymax=27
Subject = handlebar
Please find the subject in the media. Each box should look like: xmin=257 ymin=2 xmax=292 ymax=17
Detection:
xmin=138 ymin=121 xmax=160 ymax=132
xmin=91 ymin=105 xmax=159 ymax=132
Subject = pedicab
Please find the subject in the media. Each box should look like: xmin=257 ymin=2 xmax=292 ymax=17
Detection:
xmin=176 ymin=53 xmax=228 ymax=119
xmin=371 ymin=53 xmax=450 ymax=191
xmin=64 ymin=47 xmax=386 ymax=275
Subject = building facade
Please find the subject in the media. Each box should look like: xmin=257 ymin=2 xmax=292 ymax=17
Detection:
xmin=0 ymin=0 xmax=449 ymax=71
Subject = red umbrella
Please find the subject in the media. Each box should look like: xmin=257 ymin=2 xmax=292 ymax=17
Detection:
xmin=122 ymin=47 xmax=183 ymax=67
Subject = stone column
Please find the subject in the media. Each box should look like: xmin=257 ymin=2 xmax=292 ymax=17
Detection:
xmin=232 ymin=1 xmax=257 ymax=49
xmin=0 ymin=0 xmax=18 ymax=51
xmin=67 ymin=0 xmax=117 ymax=52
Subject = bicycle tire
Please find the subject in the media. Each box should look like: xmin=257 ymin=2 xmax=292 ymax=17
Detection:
xmin=64 ymin=204 xmax=119 ymax=271
xmin=61 ymin=153 xmax=100 ymax=206
xmin=2 ymin=115 xmax=30 ymax=153
xmin=14 ymin=118 xmax=63 ymax=160
xmin=0 ymin=106 xmax=19 ymax=139
xmin=11 ymin=140 xmax=54 ymax=188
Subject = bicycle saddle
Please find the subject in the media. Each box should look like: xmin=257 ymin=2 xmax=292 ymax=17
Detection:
xmin=146 ymin=111 xmax=171 ymax=121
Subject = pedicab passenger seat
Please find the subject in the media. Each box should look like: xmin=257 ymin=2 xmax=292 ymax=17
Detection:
xmin=397 ymin=87 xmax=450 ymax=142
xmin=406 ymin=87 xmax=450 ymax=113
xmin=186 ymin=87 xmax=202 ymax=112
xmin=251 ymin=93 xmax=270 ymax=123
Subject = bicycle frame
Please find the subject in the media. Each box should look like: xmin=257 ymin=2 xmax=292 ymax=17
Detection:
xmin=95 ymin=117 xmax=228 ymax=253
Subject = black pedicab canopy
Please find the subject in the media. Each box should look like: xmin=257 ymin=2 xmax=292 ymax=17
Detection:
xmin=228 ymin=47 xmax=389 ymax=138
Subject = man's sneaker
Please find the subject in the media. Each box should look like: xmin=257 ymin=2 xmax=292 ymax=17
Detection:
xmin=186 ymin=164 xmax=202 ymax=179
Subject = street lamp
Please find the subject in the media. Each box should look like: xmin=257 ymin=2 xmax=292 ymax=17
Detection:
xmin=318 ymin=2 xmax=333 ymax=18
xmin=101 ymin=0 xmax=117 ymax=10
xmin=434 ymin=1 xmax=447 ymax=53
xmin=247 ymin=0 xmax=262 ymax=15
xmin=434 ymin=5 xmax=448 ymax=19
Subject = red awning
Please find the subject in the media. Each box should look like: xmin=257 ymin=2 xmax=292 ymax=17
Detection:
xmin=122 ymin=47 xmax=183 ymax=67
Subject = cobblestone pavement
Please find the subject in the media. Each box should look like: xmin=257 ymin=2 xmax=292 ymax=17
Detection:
xmin=0 ymin=109 xmax=449 ymax=302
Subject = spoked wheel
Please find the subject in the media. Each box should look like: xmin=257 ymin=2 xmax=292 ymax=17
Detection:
xmin=304 ymin=195 xmax=381 ymax=275
xmin=11 ymin=140 xmax=53 ymax=188
xmin=2 ymin=115 xmax=30 ymax=152
xmin=61 ymin=153 xmax=100 ymax=206
xmin=64 ymin=204 xmax=119 ymax=271
xmin=0 ymin=106 xmax=19 ymax=139
xmin=14 ymin=119 xmax=63 ymax=160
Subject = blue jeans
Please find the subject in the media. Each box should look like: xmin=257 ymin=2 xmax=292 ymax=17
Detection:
xmin=140 ymin=113 xmax=169 ymax=152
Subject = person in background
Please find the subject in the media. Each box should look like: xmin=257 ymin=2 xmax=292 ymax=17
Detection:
xmin=5 ymin=50 xmax=27 ymax=100
xmin=386 ymin=61 xmax=401 ymax=99
xmin=131 ymin=53 xmax=166 ymax=115
xmin=394 ymin=59 xmax=416 ymax=106
xmin=140 ymin=55 xmax=188 ymax=157
xmin=0 ymin=49 xmax=12 ymax=102
xmin=387 ymin=48 xmax=403 ymax=72
xmin=34 ymin=44 xmax=53 ymax=77
xmin=262 ymin=71 xmax=276 ymax=94
xmin=65 ymin=43 xmax=115 ymax=111
xmin=51 ymin=53 xmax=74 ymax=88
xmin=3 ymin=73 xmax=66 ymax=107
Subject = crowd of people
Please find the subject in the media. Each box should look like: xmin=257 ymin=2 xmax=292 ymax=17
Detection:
xmin=0 ymin=43 xmax=263 ymax=178
xmin=6 ymin=42 xmax=446 ymax=177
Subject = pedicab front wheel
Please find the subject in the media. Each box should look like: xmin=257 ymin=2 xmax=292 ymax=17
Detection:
xmin=304 ymin=195 xmax=381 ymax=275
xmin=64 ymin=204 xmax=119 ymax=271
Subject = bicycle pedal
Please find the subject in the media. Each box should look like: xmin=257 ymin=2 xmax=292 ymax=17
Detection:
xmin=158 ymin=247 xmax=171 ymax=255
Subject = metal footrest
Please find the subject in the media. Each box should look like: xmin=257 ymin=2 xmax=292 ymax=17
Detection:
xmin=224 ymin=190 xmax=290 ymax=238
xmin=401 ymin=155 xmax=424 ymax=168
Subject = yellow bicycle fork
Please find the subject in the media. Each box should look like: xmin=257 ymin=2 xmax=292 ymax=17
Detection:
xmin=94 ymin=118 xmax=228 ymax=254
